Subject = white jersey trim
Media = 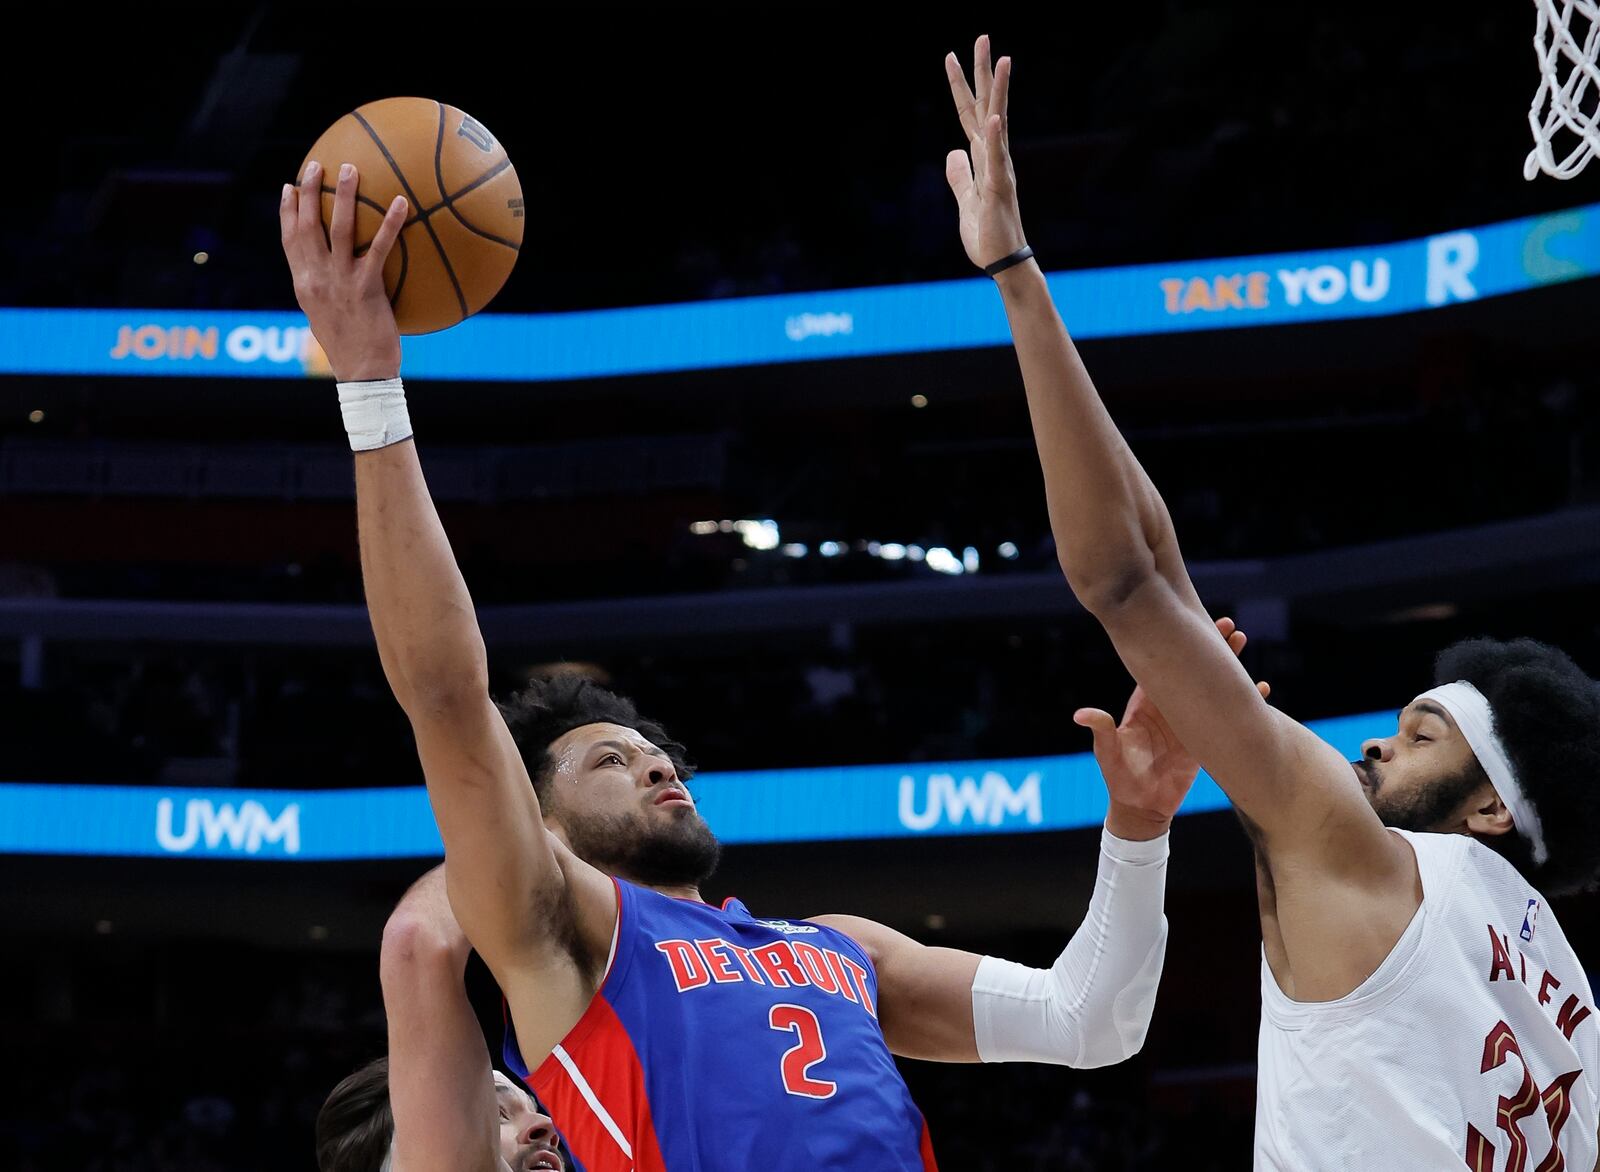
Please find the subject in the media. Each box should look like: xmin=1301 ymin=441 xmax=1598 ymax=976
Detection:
xmin=1260 ymin=829 xmax=1466 ymax=1028
xmin=602 ymin=884 xmax=621 ymax=981
xmin=551 ymin=1043 xmax=634 ymax=1161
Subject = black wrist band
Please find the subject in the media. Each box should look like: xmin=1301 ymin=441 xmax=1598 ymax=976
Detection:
xmin=983 ymin=245 xmax=1035 ymax=277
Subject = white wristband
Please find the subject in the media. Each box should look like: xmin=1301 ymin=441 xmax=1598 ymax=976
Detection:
xmin=336 ymin=377 xmax=413 ymax=452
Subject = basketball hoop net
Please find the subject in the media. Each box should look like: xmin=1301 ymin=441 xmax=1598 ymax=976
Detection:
xmin=1527 ymin=0 xmax=1600 ymax=179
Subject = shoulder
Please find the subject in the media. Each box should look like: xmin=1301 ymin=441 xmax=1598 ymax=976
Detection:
xmin=808 ymin=913 xmax=905 ymax=971
xmin=1391 ymin=827 xmax=1477 ymax=890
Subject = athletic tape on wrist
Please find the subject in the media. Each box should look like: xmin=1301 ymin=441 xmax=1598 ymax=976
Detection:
xmin=336 ymin=377 xmax=413 ymax=452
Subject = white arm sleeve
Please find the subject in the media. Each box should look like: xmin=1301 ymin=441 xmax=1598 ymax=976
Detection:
xmin=971 ymin=827 xmax=1169 ymax=1069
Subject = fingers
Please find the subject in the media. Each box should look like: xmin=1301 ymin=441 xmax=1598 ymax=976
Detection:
xmin=296 ymin=160 xmax=323 ymax=241
xmin=1216 ymin=615 xmax=1272 ymax=699
xmin=992 ymin=54 xmax=1011 ymax=126
xmin=944 ymin=148 xmax=974 ymax=203
xmin=945 ymin=51 xmax=980 ymax=140
xmin=328 ymin=163 xmax=358 ymax=262
xmin=278 ymin=183 xmax=297 ymax=256
xmin=1074 ymin=707 xmax=1116 ymax=733
xmin=982 ymin=113 xmax=1006 ymax=187
xmin=364 ymin=194 xmax=409 ymax=274
xmin=1075 ymin=708 xmax=1123 ymax=768
xmin=974 ymin=34 xmax=993 ymax=124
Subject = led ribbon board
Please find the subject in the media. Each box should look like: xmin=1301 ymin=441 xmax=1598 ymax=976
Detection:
xmin=0 ymin=206 xmax=1593 ymax=382
xmin=0 ymin=712 xmax=1389 ymax=860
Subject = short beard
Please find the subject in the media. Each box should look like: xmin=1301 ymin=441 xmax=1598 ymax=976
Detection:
xmin=1363 ymin=758 xmax=1487 ymax=834
xmin=560 ymin=807 xmax=722 ymax=889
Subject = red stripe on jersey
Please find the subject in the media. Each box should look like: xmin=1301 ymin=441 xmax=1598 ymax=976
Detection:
xmin=919 ymin=1119 xmax=940 ymax=1170
xmin=531 ymin=997 xmax=668 ymax=1172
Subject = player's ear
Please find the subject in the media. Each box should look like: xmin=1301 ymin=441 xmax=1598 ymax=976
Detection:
xmin=1464 ymin=789 xmax=1515 ymax=840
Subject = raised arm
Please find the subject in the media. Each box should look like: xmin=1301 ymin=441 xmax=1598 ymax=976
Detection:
xmin=381 ymin=865 xmax=505 ymax=1172
xmin=278 ymin=163 xmax=613 ymax=1047
xmin=942 ymin=40 xmax=1404 ymax=884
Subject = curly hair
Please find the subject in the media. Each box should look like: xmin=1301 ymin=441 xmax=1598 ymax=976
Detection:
xmin=497 ymin=673 xmax=692 ymax=802
xmin=1434 ymin=637 xmax=1600 ymax=896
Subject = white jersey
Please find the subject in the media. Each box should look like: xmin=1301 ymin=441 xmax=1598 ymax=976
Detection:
xmin=1255 ymin=829 xmax=1599 ymax=1171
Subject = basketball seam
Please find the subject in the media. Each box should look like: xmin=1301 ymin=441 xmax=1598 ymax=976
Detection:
xmin=391 ymin=233 xmax=410 ymax=308
xmin=423 ymin=102 xmax=482 ymax=316
xmin=425 ymin=156 xmax=512 ymax=210
xmin=424 ymin=156 xmax=522 ymax=253
xmin=354 ymin=108 xmax=468 ymax=323
xmin=318 ymin=183 xmax=392 ymax=220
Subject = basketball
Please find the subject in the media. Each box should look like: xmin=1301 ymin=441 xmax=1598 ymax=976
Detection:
xmin=298 ymin=97 xmax=523 ymax=335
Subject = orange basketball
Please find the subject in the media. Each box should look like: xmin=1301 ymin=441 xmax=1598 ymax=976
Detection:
xmin=299 ymin=98 xmax=523 ymax=335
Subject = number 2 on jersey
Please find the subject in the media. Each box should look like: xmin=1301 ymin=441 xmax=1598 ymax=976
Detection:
xmin=769 ymin=1004 xmax=837 ymax=1099
xmin=1464 ymin=1019 xmax=1583 ymax=1172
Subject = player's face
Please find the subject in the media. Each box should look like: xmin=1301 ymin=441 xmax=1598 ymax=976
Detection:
xmin=494 ymin=1072 xmax=564 ymax=1172
xmin=541 ymin=722 xmax=721 ymax=887
xmin=1354 ymin=701 xmax=1490 ymax=832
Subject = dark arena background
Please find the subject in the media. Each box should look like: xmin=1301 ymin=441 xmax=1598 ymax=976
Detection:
xmin=3 ymin=7 xmax=1600 ymax=1170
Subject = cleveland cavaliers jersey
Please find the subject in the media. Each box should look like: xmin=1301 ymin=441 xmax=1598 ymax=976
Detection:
xmin=504 ymin=877 xmax=937 ymax=1172
xmin=1255 ymin=828 xmax=1599 ymax=1170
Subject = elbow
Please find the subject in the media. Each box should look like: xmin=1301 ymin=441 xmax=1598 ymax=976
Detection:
xmin=1060 ymin=553 xmax=1163 ymax=620
xmin=398 ymin=665 xmax=492 ymax=723
xmin=1075 ymin=1024 xmax=1149 ymax=1070
xmin=1069 ymin=987 xmax=1157 ymax=1069
xmin=1055 ymin=481 xmax=1177 ymax=618
xmin=1066 ymin=924 xmax=1167 ymax=1069
xmin=380 ymin=911 xmax=465 ymax=980
xmin=385 ymin=623 xmax=491 ymax=718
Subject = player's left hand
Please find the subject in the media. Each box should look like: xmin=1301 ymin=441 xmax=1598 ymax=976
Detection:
xmin=1076 ymin=617 xmax=1271 ymax=840
xmin=944 ymin=35 xmax=1028 ymax=271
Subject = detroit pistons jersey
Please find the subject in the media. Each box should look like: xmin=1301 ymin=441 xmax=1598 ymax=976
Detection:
xmin=1255 ymin=829 xmax=1599 ymax=1170
xmin=504 ymin=877 xmax=938 ymax=1172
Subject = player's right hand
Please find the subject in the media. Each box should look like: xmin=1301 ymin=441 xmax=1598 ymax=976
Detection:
xmin=279 ymin=161 xmax=407 ymax=383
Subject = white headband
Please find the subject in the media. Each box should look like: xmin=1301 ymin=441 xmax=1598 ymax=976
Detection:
xmin=1416 ymin=681 xmax=1549 ymax=866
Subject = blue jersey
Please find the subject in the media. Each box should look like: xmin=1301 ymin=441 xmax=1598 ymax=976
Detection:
xmin=504 ymin=877 xmax=937 ymax=1172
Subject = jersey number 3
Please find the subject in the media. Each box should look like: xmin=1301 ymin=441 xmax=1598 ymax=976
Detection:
xmin=769 ymin=1004 xmax=837 ymax=1099
xmin=1464 ymin=1020 xmax=1583 ymax=1172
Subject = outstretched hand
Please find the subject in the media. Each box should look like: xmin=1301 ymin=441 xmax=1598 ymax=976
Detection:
xmin=1076 ymin=617 xmax=1272 ymax=840
xmin=944 ymin=35 xmax=1028 ymax=271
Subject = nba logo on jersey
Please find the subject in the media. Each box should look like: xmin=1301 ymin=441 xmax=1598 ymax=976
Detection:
xmin=757 ymin=919 xmax=820 ymax=935
xmin=1521 ymin=897 xmax=1540 ymax=942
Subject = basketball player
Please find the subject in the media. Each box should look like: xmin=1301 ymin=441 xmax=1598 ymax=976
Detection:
xmin=315 ymin=864 xmax=566 ymax=1172
xmin=278 ymin=159 xmax=1261 ymax=1169
xmin=942 ymin=35 xmax=1600 ymax=1169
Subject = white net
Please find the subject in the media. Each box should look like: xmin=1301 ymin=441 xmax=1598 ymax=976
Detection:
xmin=1527 ymin=0 xmax=1600 ymax=179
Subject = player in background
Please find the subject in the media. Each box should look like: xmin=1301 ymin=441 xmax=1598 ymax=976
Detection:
xmin=316 ymin=865 xmax=566 ymax=1172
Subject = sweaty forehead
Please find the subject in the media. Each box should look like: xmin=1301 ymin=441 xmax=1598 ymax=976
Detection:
xmin=550 ymin=722 xmax=655 ymax=761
